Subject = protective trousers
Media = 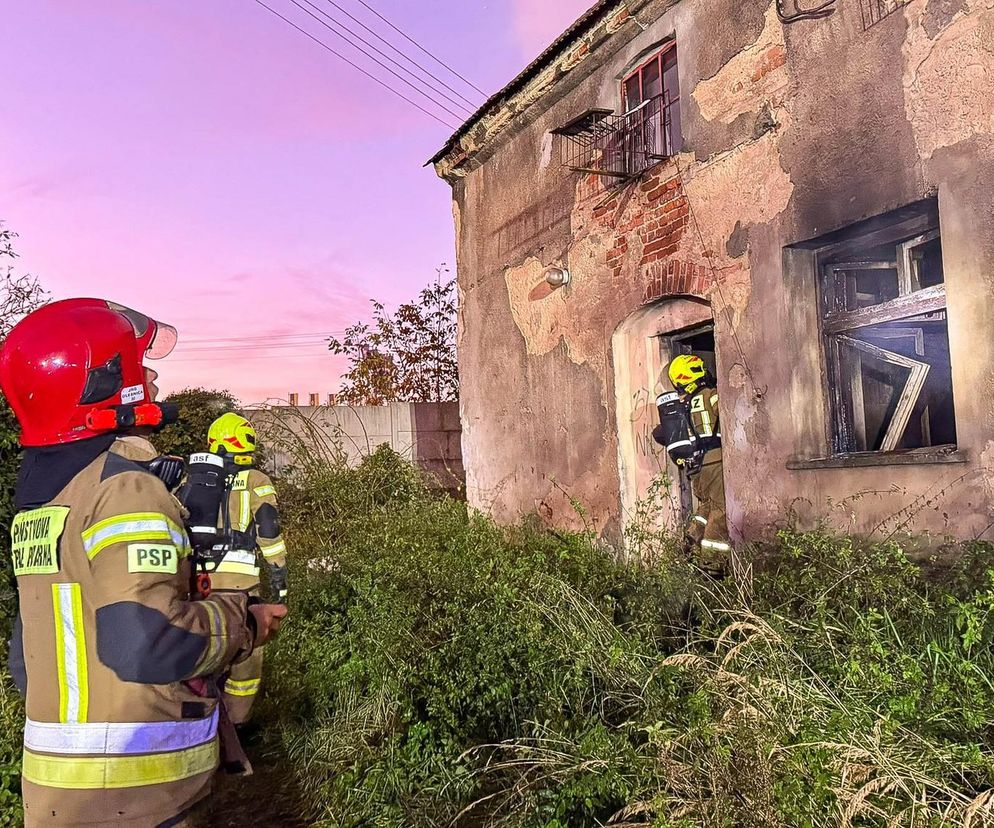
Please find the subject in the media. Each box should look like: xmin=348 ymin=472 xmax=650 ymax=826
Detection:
xmin=223 ymin=643 xmax=265 ymax=724
xmin=689 ymin=448 xmax=730 ymax=573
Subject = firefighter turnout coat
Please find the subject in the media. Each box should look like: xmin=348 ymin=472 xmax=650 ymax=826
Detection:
xmin=685 ymin=387 xmax=731 ymax=571
xmin=8 ymin=437 xmax=255 ymax=827
xmin=209 ymin=467 xmax=287 ymax=723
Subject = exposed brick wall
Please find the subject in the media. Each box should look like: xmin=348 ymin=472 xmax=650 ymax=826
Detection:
xmin=594 ymin=167 xmax=711 ymax=304
xmin=642 ymin=259 xmax=712 ymax=303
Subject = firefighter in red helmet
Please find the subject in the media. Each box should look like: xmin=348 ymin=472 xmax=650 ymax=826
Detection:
xmin=0 ymin=299 xmax=287 ymax=827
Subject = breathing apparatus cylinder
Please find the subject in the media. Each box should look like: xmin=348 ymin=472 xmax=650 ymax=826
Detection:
xmin=652 ymin=392 xmax=697 ymax=466
xmin=180 ymin=452 xmax=230 ymax=558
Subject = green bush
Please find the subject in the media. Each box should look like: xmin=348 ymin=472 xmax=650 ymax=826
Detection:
xmin=261 ymin=446 xmax=691 ymax=826
xmin=150 ymin=387 xmax=239 ymax=459
xmin=0 ymin=399 xmax=24 ymax=826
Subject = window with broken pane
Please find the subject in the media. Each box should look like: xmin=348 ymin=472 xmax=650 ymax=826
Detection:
xmin=819 ymin=205 xmax=956 ymax=454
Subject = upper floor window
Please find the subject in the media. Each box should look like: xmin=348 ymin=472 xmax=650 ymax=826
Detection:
xmin=816 ymin=201 xmax=956 ymax=454
xmin=622 ymin=44 xmax=682 ymax=158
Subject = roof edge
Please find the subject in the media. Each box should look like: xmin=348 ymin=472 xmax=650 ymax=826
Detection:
xmin=428 ymin=0 xmax=628 ymax=175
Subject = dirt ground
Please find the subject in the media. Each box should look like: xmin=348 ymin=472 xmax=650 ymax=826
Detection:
xmin=194 ymin=748 xmax=311 ymax=828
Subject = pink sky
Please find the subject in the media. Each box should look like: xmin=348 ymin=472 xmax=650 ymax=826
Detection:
xmin=0 ymin=0 xmax=591 ymax=404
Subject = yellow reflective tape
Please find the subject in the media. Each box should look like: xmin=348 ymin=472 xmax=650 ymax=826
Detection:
xmin=71 ymin=586 xmax=89 ymax=724
xmin=239 ymin=488 xmax=251 ymax=532
xmin=12 ymin=507 xmax=69 ymax=576
xmin=52 ymin=586 xmax=68 ymax=724
xmin=253 ymin=485 xmax=276 ymax=498
xmin=22 ymin=739 xmax=218 ymax=790
xmin=226 ymin=679 xmax=261 ymax=697
xmin=88 ymin=530 xmax=173 ymax=561
xmin=197 ymin=602 xmax=222 ymax=675
xmin=259 ymin=540 xmax=286 ymax=559
xmin=82 ymin=513 xmax=186 ymax=560
xmin=52 ymin=584 xmax=87 ymax=724
xmin=82 ymin=512 xmax=168 ymax=541
xmin=214 ymin=561 xmax=260 ymax=577
xmin=202 ymin=599 xmax=228 ymax=676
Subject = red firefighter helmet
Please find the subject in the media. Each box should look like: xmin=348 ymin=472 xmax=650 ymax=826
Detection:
xmin=0 ymin=299 xmax=178 ymax=447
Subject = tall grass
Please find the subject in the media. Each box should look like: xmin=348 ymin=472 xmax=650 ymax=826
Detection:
xmin=255 ymin=446 xmax=994 ymax=827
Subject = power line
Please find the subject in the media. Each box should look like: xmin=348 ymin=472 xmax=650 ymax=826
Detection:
xmin=173 ymin=341 xmax=336 ymax=354
xmin=321 ymin=0 xmax=480 ymax=109
xmin=288 ymin=0 xmax=468 ymax=123
xmin=169 ymin=352 xmax=338 ymax=362
xmin=179 ymin=331 xmax=347 ymax=345
xmin=313 ymin=0 xmax=478 ymax=113
xmin=251 ymin=0 xmax=458 ymax=129
xmin=352 ymin=0 xmax=487 ymax=97
xmin=290 ymin=0 xmax=470 ymax=120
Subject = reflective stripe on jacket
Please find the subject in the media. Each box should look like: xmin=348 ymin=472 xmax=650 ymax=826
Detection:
xmin=11 ymin=437 xmax=255 ymax=827
xmin=212 ymin=467 xmax=287 ymax=591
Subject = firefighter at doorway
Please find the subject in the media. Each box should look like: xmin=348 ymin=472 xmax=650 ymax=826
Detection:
xmin=653 ymin=354 xmax=731 ymax=577
xmin=204 ymin=412 xmax=289 ymax=726
xmin=0 ymin=299 xmax=287 ymax=827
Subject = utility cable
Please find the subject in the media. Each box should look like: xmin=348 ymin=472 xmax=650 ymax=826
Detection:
xmin=251 ymin=0 xmax=458 ymax=129
xmin=671 ymin=155 xmax=766 ymax=401
xmin=289 ymin=0 xmax=468 ymax=123
xmin=320 ymin=0 xmax=480 ymax=110
xmin=352 ymin=0 xmax=487 ymax=96
xmin=178 ymin=331 xmax=347 ymax=345
xmin=172 ymin=342 xmax=338 ymax=354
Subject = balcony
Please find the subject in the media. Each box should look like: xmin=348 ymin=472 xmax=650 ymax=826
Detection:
xmin=552 ymin=94 xmax=678 ymax=180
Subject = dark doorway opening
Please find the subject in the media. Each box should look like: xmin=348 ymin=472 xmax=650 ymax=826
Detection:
xmin=660 ymin=324 xmax=717 ymax=523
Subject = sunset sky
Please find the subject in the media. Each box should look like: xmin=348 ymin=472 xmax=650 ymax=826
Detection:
xmin=0 ymin=0 xmax=591 ymax=403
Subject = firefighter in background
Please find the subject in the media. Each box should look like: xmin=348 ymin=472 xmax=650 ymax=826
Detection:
xmin=205 ymin=412 xmax=289 ymax=725
xmin=0 ymin=299 xmax=287 ymax=827
xmin=652 ymin=354 xmax=731 ymax=576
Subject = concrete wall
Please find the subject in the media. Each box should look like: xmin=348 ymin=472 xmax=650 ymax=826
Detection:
xmin=437 ymin=0 xmax=994 ymax=546
xmin=248 ymin=402 xmax=464 ymax=496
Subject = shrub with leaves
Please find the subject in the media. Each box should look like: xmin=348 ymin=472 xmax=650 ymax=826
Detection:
xmin=252 ymin=450 xmax=994 ymax=828
xmin=150 ymin=387 xmax=239 ymax=459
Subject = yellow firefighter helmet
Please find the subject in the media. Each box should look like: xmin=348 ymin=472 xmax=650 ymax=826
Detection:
xmin=207 ymin=412 xmax=257 ymax=465
xmin=668 ymin=354 xmax=708 ymax=394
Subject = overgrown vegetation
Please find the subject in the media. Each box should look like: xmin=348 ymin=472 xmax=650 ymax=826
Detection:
xmin=151 ymin=387 xmax=239 ymax=458
xmin=328 ymin=275 xmax=458 ymax=405
xmin=2 ymin=363 xmax=994 ymax=824
xmin=246 ymin=447 xmax=994 ymax=828
xmin=0 ymin=227 xmax=44 ymax=826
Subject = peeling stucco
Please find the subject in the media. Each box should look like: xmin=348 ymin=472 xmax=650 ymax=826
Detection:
xmin=440 ymin=0 xmax=994 ymax=545
xmin=903 ymin=0 xmax=994 ymax=161
xmin=692 ymin=3 xmax=788 ymax=125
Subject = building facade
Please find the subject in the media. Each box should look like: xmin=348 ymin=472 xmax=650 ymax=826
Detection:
xmin=432 ymin=0 xmax=994 ymax=547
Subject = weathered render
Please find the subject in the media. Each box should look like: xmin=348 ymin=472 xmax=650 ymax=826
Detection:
xmin=433 ymin=0 xmax=994 ymax=547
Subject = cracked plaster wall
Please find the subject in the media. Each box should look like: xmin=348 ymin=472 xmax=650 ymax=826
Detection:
xmin=444 ymin=0 xmax=994 ymax=545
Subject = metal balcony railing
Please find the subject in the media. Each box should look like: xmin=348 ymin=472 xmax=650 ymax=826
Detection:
xmin=552 ymin=94 xmax=677 ymax=180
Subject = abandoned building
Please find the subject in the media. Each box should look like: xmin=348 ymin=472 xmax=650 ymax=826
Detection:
xmin=431 ymin=0 xmax=994 ymax=546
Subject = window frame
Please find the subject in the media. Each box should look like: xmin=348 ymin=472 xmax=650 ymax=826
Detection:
xmin=622 ymin=42 xmax=679 ymax=113
xmin=814 ymin=205 xmax=955 ymax=457
xmin=620 ymin=42 xmax=682 ymax=160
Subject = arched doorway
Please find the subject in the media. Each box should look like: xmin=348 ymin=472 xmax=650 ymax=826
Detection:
xmin=612 ymin=296 xmax=719 ymax=551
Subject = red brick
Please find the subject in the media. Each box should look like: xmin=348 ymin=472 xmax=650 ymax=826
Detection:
xmin=640 ymin=238 xmax=669 ymax=257
xmin=752 ymin=44 xmax=786 ymax=83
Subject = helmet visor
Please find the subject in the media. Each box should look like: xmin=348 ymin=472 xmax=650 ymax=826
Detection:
xmin=105 ymin=301 xmax=177 ymax=360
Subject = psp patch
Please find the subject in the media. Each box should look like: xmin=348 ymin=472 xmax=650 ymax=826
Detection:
xmin=127 ymin=543 xmax=179 ymax=574
xmin=11 ymin=506 xmax=70 ymax=576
